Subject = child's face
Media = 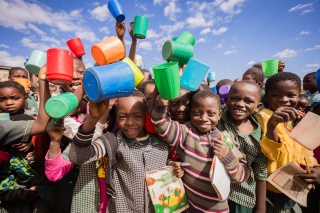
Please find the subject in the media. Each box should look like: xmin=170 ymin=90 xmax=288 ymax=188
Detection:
xmin=296 ymin=98 xmax=309 ymax=112
xmin=303 ymin=75 xmax=316 ymax=92
xmin=266 ymin=80 xmax=300 ymax=111
xmin=144 ymin=83 xmax=155 ymax=105
xmin=190 ymin=97 xmax=221 ymax=133
xmin=0 ymin=87 xmax=26 ymax=115
xmin=61 ymin=59 xmax=85 ymax=92
xmin=169 ymin=89 xmax=191 ymax=124
xmin=9 ymin=70 xmax=28 ymax=81
xmin=226 ymin=84 xmax=260 ymax=123
xmin=117 ymin=96 xmax=146 ymax=139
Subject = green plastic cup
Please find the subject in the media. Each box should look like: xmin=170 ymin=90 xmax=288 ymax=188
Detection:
xmin=176 ymin=31 xmax=196 ymax=46
xmin=45 ymin=92 xmax=78 ymax=124
xmin=162 ymin=40 xmax=193 ymax=65
xmin=152 ymin=61 xmax=180 ymax=100
xmin=262 ymin=59 xmax=279 ymax=78
xmin=133 ymin=16 xmax=149 ymax=39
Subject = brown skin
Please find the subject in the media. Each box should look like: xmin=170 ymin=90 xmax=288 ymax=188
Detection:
xmin=168 ymin=88 xmax=191 ymax=124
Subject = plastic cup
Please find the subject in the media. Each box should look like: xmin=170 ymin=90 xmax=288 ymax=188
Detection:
xmin=211 ymin=87 xmax=217 ymax=94
xmin=0 ymin=113 xmax=10 ymax=120
xmin=91 ymin=36 xmax=125 ymax=66
xmin=122 ymin=57 xmax=144 ymax=86
xmin=180 ymin=58 xmax=210 ymax=91
xmin=262 ymin=59 xmax=279 ymax=78
xmin=25 ymin=50 xmax=46 ymax=75
xmin=317 ymin=69 xmax=320 ymax=91
xmin=208 ymin=72 xmax=215 ymax=82
xmin=219 ymin=85 xmax=231 ymax=104
xmin=175 ymin=31 xmax=196 ymax=46
xmin=108 ymin=0 xmax=125 ymax=22
xmin=172 ymin=37 xmax=178 ymax=41
xmin=133 ymin=16 xmax=149 ymax=39
xmin=45 ymin=92 xmax=78 ymax=124
xmin=66 ymin=38 xmax=85 ymax=57
xmin=162 ymin=40 xmax=193 ymax=65
xmin=83 ymin=62 xmax=134 ymax=102
xmin=152 ymin=61 xmax=180 ymax=100
xmin=46 ymin=48 xmax=74 ymax=85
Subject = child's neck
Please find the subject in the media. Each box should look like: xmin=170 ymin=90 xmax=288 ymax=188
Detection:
xmin=309 ymin=88 xmax=318 ymax=94
xmin=231 ymin=116 xmax=255 ymax=134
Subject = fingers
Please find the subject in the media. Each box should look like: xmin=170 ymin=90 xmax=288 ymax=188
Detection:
xmin=171 ymin=162 xmax=185 ymax=178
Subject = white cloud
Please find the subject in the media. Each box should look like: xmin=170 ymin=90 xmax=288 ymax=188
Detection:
xmin=273 ymin=49 xmax=297 ymax=58
xmin=0 ymin=50 xmax=25 ymax=67
xmin=138 ymin=41 xmax=153 ymax=51
xmin=306 ymin=63 xmax=320 ymax=68
xmin=75 ymin=30 xmax=99 ymax=43
xmin=159 ymin=22 xmax=185 ymax=34
xmin=135 ymin=3 xmax=147 ymax=11
xmin=154 ymin=0 xmax=162 ymax=5
xmin=224 ymin=50 xmax=236 ymax=55
xmin=27 ymin=23 xmax=45 ymax=35
xmin=300 ymin=31 xmax=310 ymax=35
xmin=214 ymin=43 xmax=223 ymax=49
xmin=20 ymin=37 xmax=52 ymax=51
xmin=70 ymin=9 xmax=82 ymax=19
xmin=288 ymin=3 xmax=313 ymax=12
xmin=219 ymin=0 xmax=245 ymax=14
xmin=247 ymin=60 xmax=255 ymax=66
xmin=197 ymin=38 xmax=206 ymax=43
xmin=147 ymin=29 xmax=160 ymax=39
xmin=186 ymin=13 xmax=214 ymax=28
xmin=0 ymin=44 xmax=9 ymax=48
xmin=99 ymin=26 xmax=110 ymax=35
xmin=90 ymin=4 xmax=111 ymax=22
xmin=164 ymin=0 xmax=182 ymax=21
xmin=304 ymin=45 xmax=320 ymax=52
xmin=301 ymin=9 xmax=314 ymax=15
xmin=212 ymin=27 xmax=228 ymax=35
xmin=41 ymin=36 xmax=61 ymax=46
xmin=200 ymin=28 xmax=211 ymax=34
xmin=143 ymin=14 xmax=155 ymax=18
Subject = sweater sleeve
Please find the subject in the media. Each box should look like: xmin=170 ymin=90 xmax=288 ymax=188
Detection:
xmin=45 ymin=150 xmax=73 ymax=182
xmin=151 ymin=103 xmax=187 ymax=147
xmin=68 ymin=125 xmax=107 ymax=165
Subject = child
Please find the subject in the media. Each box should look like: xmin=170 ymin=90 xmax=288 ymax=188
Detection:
xmin=295 ymin=94 xmax=309 ymax=113
xmin=68 ymin=90 xmax=170 ymax=212
xmin=168 ymin=87 xmax=192 ymax=124
xmin=255 ymin=72 xmax=318 ymax=212
xmin=302 ymin=71 xmax=320 ymax=106
xmin=242 ymin=64 xmax=265 ymax=90
xmin=216 ymin=80 xmax=267 ymax=212
xmin=152 ymin=89 xmax=249 ymax=212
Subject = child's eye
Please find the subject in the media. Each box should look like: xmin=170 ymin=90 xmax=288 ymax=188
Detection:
xmin=182 ymin=101 xmax=190 ymax=106
xmin=119 ymin=115 xmax=126 ymax=119
xmin=208 ymin=112 xmax=216 ymax=116
xmin=193 ymin=111 xmax=200 ymax=116
xmin=170 ymin=101 xmax=178 ymax=107
xmin=13 ymin=97 xmax=20 ymax=101
xmin=135 ymin=115 xmax=143 ymax=119
xmin=77 ymin=70 xmax=85 ymax=75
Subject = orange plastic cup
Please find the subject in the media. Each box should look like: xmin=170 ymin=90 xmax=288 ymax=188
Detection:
xmin=91 ymin=36 xmax=125 ymax=66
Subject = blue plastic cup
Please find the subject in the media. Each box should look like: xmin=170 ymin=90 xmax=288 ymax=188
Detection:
xmin=180 ymin=58 xmax=210 ymax=91
xmin=0 ymin=113 xmax=10 ymax=120
xmin=207 ymin=72 xmax=215 ymax=82
xmin=317 ymin=69 xmax=320 ymax=91
xmin=108 ymin=0 xmax=125 ymax=22
xmin=83 ymin=62 xmax=134 ymax=102
xmin=211 ymin=87 xmax=217 ymax=94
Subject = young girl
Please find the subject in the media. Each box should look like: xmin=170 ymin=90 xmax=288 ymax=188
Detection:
xmin=255 ymin=72 xmax=318 ymax=212
xmin=152 ymin=89 xmax=249 ymax=212
xmin=216 ymin=80 xmax=267 ymax=212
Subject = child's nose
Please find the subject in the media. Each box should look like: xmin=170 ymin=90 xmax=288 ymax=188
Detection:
xmin=177 ymin=104 xmax=186 ymax=112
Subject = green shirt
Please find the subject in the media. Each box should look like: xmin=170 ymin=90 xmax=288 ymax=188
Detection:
xmin=216 ymin=111 xmax=267 ymax=208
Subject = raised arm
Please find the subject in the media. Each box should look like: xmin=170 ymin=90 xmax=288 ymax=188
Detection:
xmin=128 ymin=21 xmax=137 ymax=62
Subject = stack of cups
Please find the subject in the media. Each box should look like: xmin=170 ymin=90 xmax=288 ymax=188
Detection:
xmin=91 ymin=36 xmax=125 ymax=66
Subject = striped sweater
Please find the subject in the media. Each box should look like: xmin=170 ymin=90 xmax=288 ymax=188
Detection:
xmin=152 ymin=104 xmax=249 ymax=213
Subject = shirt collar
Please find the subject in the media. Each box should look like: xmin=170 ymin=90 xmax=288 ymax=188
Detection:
xmin=122 ymin=132 xmax=162 ymax=147
xmin=221 ymin=111 xmax=261 ymax=142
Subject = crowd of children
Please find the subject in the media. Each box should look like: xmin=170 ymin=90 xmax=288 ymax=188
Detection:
xmin=1 ymin=19 xmax=320 ymax=213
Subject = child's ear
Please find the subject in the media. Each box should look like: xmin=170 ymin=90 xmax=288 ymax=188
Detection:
xmin=255 ymin=102 xmax=264 ymax=113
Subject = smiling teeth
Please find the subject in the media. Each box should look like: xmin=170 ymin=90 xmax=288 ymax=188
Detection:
xmin=235 ymin=110 xmax=244 ymax=113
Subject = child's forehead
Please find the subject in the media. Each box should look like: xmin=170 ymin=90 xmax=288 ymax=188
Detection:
xmin=117 ymin=96 xmax=146 ymax=111
xmin=0 ymin=86 xmax=24 ymax=96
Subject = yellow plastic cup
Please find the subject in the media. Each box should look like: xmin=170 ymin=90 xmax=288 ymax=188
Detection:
xmin=122 ymin=57 xmax=144 ymax=86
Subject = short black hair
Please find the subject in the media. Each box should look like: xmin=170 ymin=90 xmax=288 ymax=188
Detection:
xmin=304 ymin=72 xmax=316 ymax=79
xmin=129 ymin=89 xmax=146 ymax=99
xmin=265 ymin=72 xmax=301 ymax=95
xmin=231 ymin=80 xmax=261 ymax=99
xmin=8 ymin=67 xmax=28 ymax=77
xmin=192 ymin=89 xmax=221 ymax=110
xmin=0 ymin=80 xmax=26 ymax=97
xmin=137 ymin=79 xmax=155 ymax=94
xmin=242 ymin=63 xmax=265 ymax=84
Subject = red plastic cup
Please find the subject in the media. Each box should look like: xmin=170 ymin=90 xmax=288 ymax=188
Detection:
xmin=66 ymin=38 xmax=85 ymax=57
xmin=46 ymin=48 xmax=74 ymax=85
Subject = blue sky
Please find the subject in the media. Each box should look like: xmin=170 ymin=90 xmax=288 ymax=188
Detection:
xmin=0 ymin=0 xmax=319 ymax=85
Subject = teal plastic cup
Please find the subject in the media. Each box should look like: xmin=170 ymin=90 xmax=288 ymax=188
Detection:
xmin=153 ymin=61 xmax=180 ymax=100
xmin=180 ymin=58 xmax=210 ymax=91
xmin=0 ymin=113 xmax=10 ymax=120
xmin=162 ymin=40 xmax=193 ymax=65
xmin=176 ymin=31 xmax=196 ymax=46
xmin=207 ymin=72 xmax=215 ymax=82
xmin=262 ymin=59 xmax=279 ymax=78
xmin=133 ymin=16 xmax=149 ymax=39
xmin=25 ymin=50 xmax=46 ymax=75
xmin=45 ymin=92 xmax=78 ymax=124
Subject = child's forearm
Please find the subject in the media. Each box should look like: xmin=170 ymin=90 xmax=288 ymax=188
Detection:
xmin=129 ymin=39 xmax=137 ymax=62
xmin=254 ymin=179 xmax=266 ymax=213
xmin=45 ymin=149 xmax=73 ymax=182
xmin=221 ymin=151 xmax=249 ymax=183
xmin=48 ymin=141 xmax=61 ymax=159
